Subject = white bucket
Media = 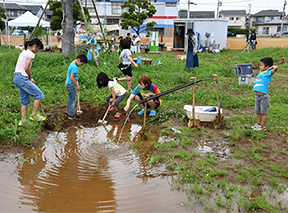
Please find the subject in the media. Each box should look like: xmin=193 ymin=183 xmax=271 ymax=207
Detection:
xmin=184 ymin=105 xmax=222 ymax=122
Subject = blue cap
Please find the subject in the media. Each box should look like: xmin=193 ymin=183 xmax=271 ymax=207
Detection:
xmin=118 ymin=36 xmax=123 ymax=39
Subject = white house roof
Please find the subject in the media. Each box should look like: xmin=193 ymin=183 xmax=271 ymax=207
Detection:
xmin=8 ymin=11 xmax=50 ymax=27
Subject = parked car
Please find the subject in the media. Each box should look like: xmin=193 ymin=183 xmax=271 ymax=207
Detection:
xmin=227 ymin=30 xmax=235 ymax=37
xmin=282 ymin=31 xmax=288 ymax=38
xmin=12 ymin=30 xmax=24 ymax=36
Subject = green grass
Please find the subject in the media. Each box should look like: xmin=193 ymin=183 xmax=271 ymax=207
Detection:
xmin=1 ymin=45 xmax=288 ymax=211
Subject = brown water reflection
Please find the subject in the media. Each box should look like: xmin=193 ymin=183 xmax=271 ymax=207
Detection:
xmin=0 ymin=124 xmax=193 ymax=212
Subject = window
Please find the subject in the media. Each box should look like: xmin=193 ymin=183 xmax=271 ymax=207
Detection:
xmin=112 ymin=2 xmax=123 ymax=14
xmin=236 ymin=17 xmax=240 ymax=20
xmin=263 ymin=27 xmax=269 ymax=35
xmin=11 ymin=11 xmax=17 ymax=17
xmin=155 ymin=28 xmax=165 ymax=36
xmin=268 ymin=17 xmax=274 ymax=21
xmin=166 ymin=3 xmax=177 ymax=7
xmin=278 ymin=26 xmax=287 ymax=32
xmin=256 ymin=17 xmax=262 ymax=21
xmin=229 ymin=17 xmax=234 ymax=20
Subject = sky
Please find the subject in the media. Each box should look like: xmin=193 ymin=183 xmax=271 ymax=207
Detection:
xmin=179 ymin=0 xmax=288 ymax=15
xmin=1 ymin=0 xmax=287 ymax=15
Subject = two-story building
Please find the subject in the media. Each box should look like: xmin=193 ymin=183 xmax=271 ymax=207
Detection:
xmin=219 ymin=10 xmax=246 ymax=29
xmin=82 ymin=0 xmax=179 ymax=37
xmin=255 ymin=19 xmax=288 ymax=36
xmin=0 ymin=3 xmax=29 ymax=21
xmin=0 ymin=2 xmax=52 ymax=22
xmin=19 ymin=5 xmax=52 ymax=21
xmin=249 ymin=9 xmax=283 ymax=28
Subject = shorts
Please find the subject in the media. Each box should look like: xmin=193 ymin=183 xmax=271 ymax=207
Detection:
xmin=13 ymin=73 xmax=45 ymax=106
xmin=117 ymin=63 xmax=132 ymax=77
xmin=255 ymin=93 xmax=270 ymax=114
xmin=137 ymin=94 xmax=160 ymax=109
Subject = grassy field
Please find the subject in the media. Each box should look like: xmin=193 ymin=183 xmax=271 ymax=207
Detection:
xmin=0 ymin=45 xmax=287 ymax=212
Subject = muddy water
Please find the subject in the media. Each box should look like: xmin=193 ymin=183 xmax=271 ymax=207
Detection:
xmin=0 ymin=124 xmax=194 ymax=212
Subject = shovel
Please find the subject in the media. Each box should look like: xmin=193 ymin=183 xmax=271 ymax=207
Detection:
xmin=76 ymin=92 xmax=83 ymax=117
xmin=98 ymin=102 xmax=112 ymax=124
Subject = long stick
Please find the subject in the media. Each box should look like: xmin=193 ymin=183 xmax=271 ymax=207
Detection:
xmin=213 ymin=74 xmax=220 ymax=111
xmin=91 ymin=0 xmax=106 ymax=41
xmin=77 ymin=0 xmax=99 ymax=67
xmin=191 ymin=77 xmax=196 ymax=126
xmin=143 ymin=96 xmax=149 ymax=130
xmin=29 ymin=0 xmax=50 ymax=40
xmin=0 ymin=30 xmax=8 ymax=47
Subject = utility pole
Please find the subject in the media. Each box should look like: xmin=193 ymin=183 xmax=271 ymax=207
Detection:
xmin=187 ymin=0 xmax=190 ymax=19
xmin=187 ymin=0 xmax=197 ymax=19
xmin=246 ymin=3 xmax=251 ymax=29
xmin=280 ymin=0 xmax=287 ymax=37
xmin=216 ymin=0 xmax=222 ymax=18
xmin=3 ymin=0 xmax=8 ymax=35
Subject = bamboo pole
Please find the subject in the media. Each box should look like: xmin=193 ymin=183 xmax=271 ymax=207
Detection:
xmin=29 ymin=0 xmax=50 ymax=40
xmin=77 ymin=0 xmax=99 ymax=66
xmin=213 ymin=74 xmax=220 ymax=111
xmin=91 ymin=0 xmax=106 ymax=41
xmin=190 ymin=77 xmax=196 ymax=126
xmin=0 ymin=30 xmax=8 ymax=47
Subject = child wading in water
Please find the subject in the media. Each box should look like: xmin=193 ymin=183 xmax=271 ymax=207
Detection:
xmin=13 ymin=38 xmax=46 ymax=126
xmin=124 ymin=75 xmax=161 ymax=116
xmin=65 ymin=54 xmax=88 ymax=119
xmin=115 ymin=38 xmax=138 ymax=91
xmin=97 ymin=72 xmax=127 ymax=118
xmin=251 ymin=57 xmax=278 ymax=131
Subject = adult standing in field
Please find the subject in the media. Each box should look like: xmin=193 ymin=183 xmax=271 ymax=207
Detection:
xmin=242 ymin=30 xmax=252 ymax=53
xmin=135 ymin=32 xmax=141 ymax=53
xmin=184 ymin=28 xmax=199 ymax=69
xmin=251 ymin=32 xmax=257 ymax=51
xmin=56 ymin=32 xmax=62 ymax=52
xmin=13 ymin=38 xmax=46 ymax=126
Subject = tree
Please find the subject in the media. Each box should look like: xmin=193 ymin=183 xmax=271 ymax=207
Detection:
xmin=0 ymin=6 xmax=6 ymax=31
xmin=49 ymin=0 xmax=91 ymax=31
xmin=61 ymin=0 xmax=75 ymax=56
xmin=120 ymin=0 xmax=157 ymax=34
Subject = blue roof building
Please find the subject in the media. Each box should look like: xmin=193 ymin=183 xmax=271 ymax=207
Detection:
xmin=82 ymin=0 xmax=179 ymax=37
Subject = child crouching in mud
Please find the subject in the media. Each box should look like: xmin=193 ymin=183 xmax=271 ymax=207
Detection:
xmin=124 ymin=75 xmax=161 ymax=116
xmin=97 ymin=72 xmax=127 ymax=118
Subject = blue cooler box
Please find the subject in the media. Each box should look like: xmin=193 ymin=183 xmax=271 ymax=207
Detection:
xmin=235 ymin=63 xmax=256 ymax=86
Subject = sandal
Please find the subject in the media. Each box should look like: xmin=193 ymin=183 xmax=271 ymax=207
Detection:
xmin=114 ymin=112 xmax=121 ymax=118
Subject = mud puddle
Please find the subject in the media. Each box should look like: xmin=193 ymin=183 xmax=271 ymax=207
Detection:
xmin=0 ymin=124 xmax=199 ymax=212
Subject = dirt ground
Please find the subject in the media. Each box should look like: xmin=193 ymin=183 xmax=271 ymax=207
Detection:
xmin=2 ymin=35 xmax=288 ymax=50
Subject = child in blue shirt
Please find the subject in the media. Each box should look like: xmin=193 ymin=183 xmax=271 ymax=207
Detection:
xmin=251 ymin=57 xmax=278 ymax=131
xmin=65 ymin=54 xmax=88 ymax=119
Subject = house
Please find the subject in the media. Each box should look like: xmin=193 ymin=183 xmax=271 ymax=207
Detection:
xmin=249 ymin=9 xmax=283 ymax=28
xmin=0 ymin=3 xmax=30 ymax=21
xmin=82 ymin=0 xmax=179 ymax=37
xmin=178 ymin=10 xmax=215 ymax=19
xmin=219 ymin=10 xmax=246 ymax=29
xmin=255 ymin=19 xmax=288 ymax=36
xmin=20 ymin=5 xmax=52 ymax=21
xmin=0 ymin=3 xmax=51 ymax=21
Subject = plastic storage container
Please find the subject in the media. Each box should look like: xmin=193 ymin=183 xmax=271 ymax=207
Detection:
xmin=183 ymin=105 xmax=222 ymax=122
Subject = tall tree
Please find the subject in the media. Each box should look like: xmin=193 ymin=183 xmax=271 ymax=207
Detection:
xmin=0 ymin=6 xmax=6 ymax=31
xmin=49 ymin=0 xmax=91 ymax=31
xmin=120 ymin=0 xmax=157 ymax=34
xmin=61 ymin=0 xmax=74 ymax=56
